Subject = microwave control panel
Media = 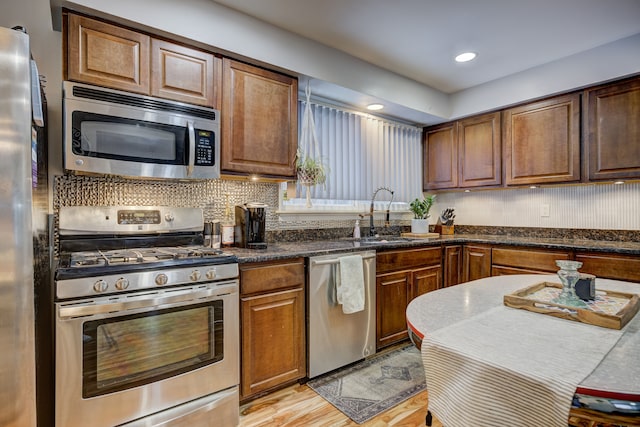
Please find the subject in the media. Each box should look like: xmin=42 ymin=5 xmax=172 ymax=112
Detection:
xmin=195 ymin=130 xmax=215 ymax=166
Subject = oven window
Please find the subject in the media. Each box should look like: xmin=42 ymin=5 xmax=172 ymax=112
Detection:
xmin=82 ymin=300 xmax=223 ymax=398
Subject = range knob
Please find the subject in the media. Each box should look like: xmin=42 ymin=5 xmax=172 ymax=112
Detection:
xmin=155 ymin=273 xmax=169 ymax=286
xmin=206 ymin=269 xmax=216 ymax=280
xmin=115 ymin=278 xmax=130 ymax=290
xmin=93 ymin=279 xmax=108 ymax=293
xmin=190 ymin=270 xmax=202 ymax=281
xmin=164 ymin=212 xmax=174 ymax=222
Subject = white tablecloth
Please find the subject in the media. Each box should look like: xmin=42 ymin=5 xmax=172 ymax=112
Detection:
xmin=421 ymin=305 xmax=623 ymax=427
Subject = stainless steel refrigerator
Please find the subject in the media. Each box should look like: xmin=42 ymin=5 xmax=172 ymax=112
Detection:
xmin=0 ymin=25 xmax=45 ymax=427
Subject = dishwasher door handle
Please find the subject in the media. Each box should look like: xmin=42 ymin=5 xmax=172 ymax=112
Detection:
xmin=310 ymin=253 xmax=376 ymax=266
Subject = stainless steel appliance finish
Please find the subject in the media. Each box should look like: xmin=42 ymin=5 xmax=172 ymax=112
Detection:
xmin=0 ymin=26 xmax=37 ymax=427
xmin=307 ymin=251 xmax=377 ymax=378
xmin=55 ymin=206 xmax=239 ymax=427
xmin=63 ymin=81 xmax=220 ymax=180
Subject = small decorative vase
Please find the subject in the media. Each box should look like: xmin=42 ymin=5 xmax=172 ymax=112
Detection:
xmin=553 ymin=260 xmax=588 ymax=308
xmin=411 ymin=219 xmax=429 ymax=234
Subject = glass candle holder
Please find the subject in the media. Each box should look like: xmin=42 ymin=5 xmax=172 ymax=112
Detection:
xmin=552 ymin=260 xmax=588 ymax=308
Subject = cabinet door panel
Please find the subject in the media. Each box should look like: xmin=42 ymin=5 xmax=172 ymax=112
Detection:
xmin=241 ymin=288 xmax=305 ymax=398
xmin=222 ymin=58 xmax=297 ymax=177
xmin=575 ymin=252 xmax=640 ymax=283
xmin=151 ymin=39 xmax=219 ymax=107
xmin=376 ymin=271 xmax=410 ymax=349
xmin=424 ymin=123 xmax=457 ymax=189
xmin=463 ymin=245 xmax=491 ymax=282
xmin=492 ymin=247 xmax=571 ymax=273
xmin=67 ymin=14 xmax=150 ymax=94
xmin=444 ymin=245 xmax=463 ymax=287
xmin=377 ymin=247 xmax=441 ymax=274
xmin=586 ymin=77 xmax=640 ymax=181
xmin=458 ymin=112 xmax=502 ymax=187
xmin=412 ymin=265 xmax=441 ymax=299
xmin=504 ymin=94 xmax=580 ymax=185
xmin=240 ymin=258 xmax=304 ymax=295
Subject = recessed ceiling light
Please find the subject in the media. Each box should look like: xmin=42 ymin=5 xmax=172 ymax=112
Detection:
xmin=455 ymin=52 xmax=477 ymax=63
xmin=614 ymin=181 xmax=625 ymax=185
xmin=367 ymin=103 xmax=384 ymax=111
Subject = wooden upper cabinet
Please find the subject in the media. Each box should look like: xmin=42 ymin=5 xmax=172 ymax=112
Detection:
xmin=424 ymin=112 xmax=501 ymax=190
xmin=151 ymin=39 xmax=220 ymax=108
xmin=222 ymin=58 xmax=298 ymax=178
xmin=503 ymin=93 xmax=581 ymax=185
xmin=67 ymin=14 xmax=150 ymax=94
xmin=458 ymin=112 xmax=502 ymax=188
xmin=585 ymin=77 xmax=640 ymax=181
xmin=424 ymin=122 xmax=457 ymax=189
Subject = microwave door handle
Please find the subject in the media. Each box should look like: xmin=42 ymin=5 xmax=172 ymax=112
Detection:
xmin=187 ymin=120 xmax=195 ymax=177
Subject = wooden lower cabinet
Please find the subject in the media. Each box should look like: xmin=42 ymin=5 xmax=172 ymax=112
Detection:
xmin=443 ymin=245 xmax=463 ymax=287
xmin=376 ymin=247 xmax=442 ymax=350
xmin=462 ymin=244 xmax=492 ymax=281
xmin=575 ymin=252 xmax=640 ymax=283
xmin=239 ymin=258 xmax=305 ymax=401
xmin=491 ymin=246 xmax=571 ymax=276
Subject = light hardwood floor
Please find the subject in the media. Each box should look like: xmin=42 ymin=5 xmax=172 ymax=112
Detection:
xmin=239 ymin=384 xmax=443 ymax=427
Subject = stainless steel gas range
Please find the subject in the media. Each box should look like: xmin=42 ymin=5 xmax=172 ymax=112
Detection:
xmin=54 ymin=206 xmax=239 ymax=427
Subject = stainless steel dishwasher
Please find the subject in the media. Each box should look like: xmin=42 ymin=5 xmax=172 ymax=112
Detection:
xmin=308 ymin=251 xmax=376 ymax=378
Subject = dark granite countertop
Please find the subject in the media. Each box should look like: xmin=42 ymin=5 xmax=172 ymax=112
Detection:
xmin=224 ymin=234 xmax=640 ymax=263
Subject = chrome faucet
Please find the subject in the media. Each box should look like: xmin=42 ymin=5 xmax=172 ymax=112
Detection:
xmin=364 ymin=187 xmax=394 ymax=237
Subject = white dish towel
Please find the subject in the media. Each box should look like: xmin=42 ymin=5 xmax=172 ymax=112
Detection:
xmin=337 ymin=254 xmax=365 ymax=314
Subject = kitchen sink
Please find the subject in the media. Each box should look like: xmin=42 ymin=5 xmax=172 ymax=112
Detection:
xmin=358 ymin=236 xmax=412 ymax=244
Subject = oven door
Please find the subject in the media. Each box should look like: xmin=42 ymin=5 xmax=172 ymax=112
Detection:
xmin=55 ymin=281 xmax=238 ymax=427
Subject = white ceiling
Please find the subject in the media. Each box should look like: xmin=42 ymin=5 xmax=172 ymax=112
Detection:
xmin=211 ymin=0 xmax=640 ymax=122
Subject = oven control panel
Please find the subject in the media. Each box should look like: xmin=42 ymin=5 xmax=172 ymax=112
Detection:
xmin=118 ymin=209 xmax=161 ymax=225
xmin=56 ymin=263 xmax=239 ymax=300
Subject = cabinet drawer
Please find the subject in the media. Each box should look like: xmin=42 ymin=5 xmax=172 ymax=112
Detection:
xmin=492 ymin=247 xmax=571 ymax=273
xmin=376 ymin=247 xmax=442 ymax=274
xmin=240 ymin=258 xmax=304 ymax=295
xmin=575 ymin=252 xmax=640 ymax=283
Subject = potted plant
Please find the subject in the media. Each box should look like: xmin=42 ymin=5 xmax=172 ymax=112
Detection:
xmin=296 ymin=149 xmax=328 ymax=207
xmin=296 ymin=149 xmax=327 ymax=186
xmin=409 ymin=194 xmax=436 ymax=234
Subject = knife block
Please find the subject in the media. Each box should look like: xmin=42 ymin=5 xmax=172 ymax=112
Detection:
xmin=435 ymin=224 xmax=454 ymax=235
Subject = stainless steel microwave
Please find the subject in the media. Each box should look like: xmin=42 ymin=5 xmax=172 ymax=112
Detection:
xmin=63 ymin=81 xmax=220 ymax=180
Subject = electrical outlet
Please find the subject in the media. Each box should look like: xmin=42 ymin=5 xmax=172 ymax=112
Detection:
xmin=540 ymin=204 xmax=550 ymax=217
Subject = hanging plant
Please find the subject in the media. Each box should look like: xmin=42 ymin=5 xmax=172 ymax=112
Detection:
xmin=297 ymin=82 xmax=329 ymax=207
xmin=296 ymin=148 xmax=327 ymax=186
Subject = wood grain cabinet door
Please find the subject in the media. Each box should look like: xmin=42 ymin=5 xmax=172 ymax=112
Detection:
xmin=222 ymin=58 xmax=298 ymax=178
xmin=443 ymin=245 xmax=463 ymax=287
xmin=424 ymin=122 xmax=458 ymax=190
xmin=462 ymin=244 xmax=492 ymax=282
xmin=240 ymin=287 xmax=305 ymax=399
xmin=458 ymin=112 xmax=502 ymax=188
xmin=67 ymin=14 xmax=150 ymax=94
xmin=151 ymin=39 xmax=220 ymax=108
xmin=376 ymin=271 xmax=411 ymax=349
xmin=411 ymin=265 xmax=441 ymax=299
xmin=503 ymin=93 xmax=581 ymax=185
xmin=585 ymin=77 xmax=640 ymax=181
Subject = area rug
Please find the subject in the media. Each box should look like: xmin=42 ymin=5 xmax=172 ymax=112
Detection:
xmin=307 ymin=345 xmax=426 ymax=424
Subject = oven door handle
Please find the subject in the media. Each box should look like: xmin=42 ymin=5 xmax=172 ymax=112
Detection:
xmin=187 ymin=120 xmax=195 ymax=177
xmin=58 ymin=286 xmax=233 ymax=319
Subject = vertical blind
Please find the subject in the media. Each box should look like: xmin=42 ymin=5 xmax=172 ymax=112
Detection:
xmin=296 ymin=101 xmax=423 ymax=203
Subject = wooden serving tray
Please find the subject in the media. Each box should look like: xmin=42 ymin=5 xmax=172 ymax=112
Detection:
xmin=400 ymin=232 xmax=440 ymax=239
xmin=503 ymin=281 xmax=640 ymax=330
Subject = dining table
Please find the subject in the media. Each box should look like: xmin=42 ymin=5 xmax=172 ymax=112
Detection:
xmin=406 ymin=274 xmax=640 ymax=427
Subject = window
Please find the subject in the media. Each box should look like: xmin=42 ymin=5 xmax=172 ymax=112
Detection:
xmin=289 ymin=100 xmax=423 ymax=209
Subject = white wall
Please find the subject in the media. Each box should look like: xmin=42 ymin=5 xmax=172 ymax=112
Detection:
xmin=432 ymin=182 xmax=640 ymax=230
xmin=450 ymin=34 xmax=640 ymax=119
